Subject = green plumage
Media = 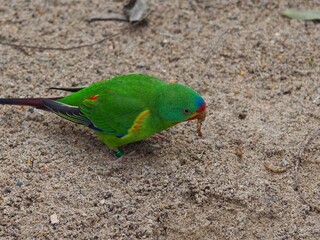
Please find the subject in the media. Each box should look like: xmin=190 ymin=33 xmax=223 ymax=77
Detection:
xmin=0 ymin=74 xmax=206 ymax=156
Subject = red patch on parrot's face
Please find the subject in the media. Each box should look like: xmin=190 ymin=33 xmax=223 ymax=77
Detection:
xmin=196 ymin=102 xmax=206 ymax=113
xmin=187 ymin=102 xmax=206 ymax=121
xmin=89 ymin=94 xmax=99 ymax=100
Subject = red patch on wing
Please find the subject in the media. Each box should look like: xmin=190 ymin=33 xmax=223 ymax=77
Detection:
xmin=89 ymin=94 xmax=99 ymax=100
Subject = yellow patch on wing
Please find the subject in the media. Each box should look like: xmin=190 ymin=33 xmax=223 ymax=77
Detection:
xmin=128 ymin=109 xmax=150 ymax=134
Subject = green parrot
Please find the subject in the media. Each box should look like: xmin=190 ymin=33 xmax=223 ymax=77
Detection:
xmin=0 ymin=74 xmax=206 ymax=157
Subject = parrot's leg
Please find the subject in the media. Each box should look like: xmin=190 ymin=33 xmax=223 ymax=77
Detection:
xmin=113 ymin=148 xmax=124 ymax=158
xmin=95 ymin=132 xmax=124 ymax=158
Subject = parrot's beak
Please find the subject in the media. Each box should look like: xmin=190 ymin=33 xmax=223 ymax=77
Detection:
xmin=186 ymin=102 xmax=206 ymax=137
xmin=187 ymin=102 xmax=206 ymax=121
xmin=194 ymin=109 xmax=206 ymax=121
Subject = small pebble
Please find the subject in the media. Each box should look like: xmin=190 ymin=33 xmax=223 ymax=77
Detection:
xmin=104 ymin=192 xmax=113 ymax=199
xmin=16 ymin=180 xmax=23 ymax=187
xmin=50 ymin=213 xmax=59 ymax=224
xmin=3 ymin=187 xmax=11 ymax=194
xmin=238 ymin=111 xmax=247 ymax=120
xmin=136 ymin=62 xmax=146 ymax=68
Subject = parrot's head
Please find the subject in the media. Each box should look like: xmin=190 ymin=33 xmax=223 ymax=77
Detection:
xmin=156 ymin=83 xmax=206 ymax=125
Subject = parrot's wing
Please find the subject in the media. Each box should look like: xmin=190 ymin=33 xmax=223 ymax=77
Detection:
xmin=79 ymin=90 xmax=147 ymax=137
xmin=42 ymin=99 xmax=103 ymax=132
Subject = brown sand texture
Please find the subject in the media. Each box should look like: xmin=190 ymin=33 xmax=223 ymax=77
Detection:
xmin=1 ymin=1 xmax=320 ymax=239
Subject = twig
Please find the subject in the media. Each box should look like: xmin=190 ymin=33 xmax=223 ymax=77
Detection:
xmin=293 ymin=127 xmax=320 ymax=212
xmin=12 ymin=45 xmax=31 ymax=56
xmin=0 ymin=36 xmax=109 ymax=51
xmin=0 ymin=10 xmax=152 ymax=52
xmin=87 ymin=13 xmax=128 ymax=23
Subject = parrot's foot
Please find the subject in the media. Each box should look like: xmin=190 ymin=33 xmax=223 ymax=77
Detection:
xmin=113 ymin=148 xmax=124 ymax=158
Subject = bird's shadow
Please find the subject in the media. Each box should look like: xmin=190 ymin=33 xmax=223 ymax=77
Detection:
xmin=40 ymin=118 xmax=166 ymax=163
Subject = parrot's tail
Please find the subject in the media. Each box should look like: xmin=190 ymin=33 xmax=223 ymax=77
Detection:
xmin=0 ymin=97 xmax=62 ymax=110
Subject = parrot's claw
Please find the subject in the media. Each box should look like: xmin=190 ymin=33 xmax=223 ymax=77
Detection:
xmin=114 ymin=148 xmax=124 ymax=158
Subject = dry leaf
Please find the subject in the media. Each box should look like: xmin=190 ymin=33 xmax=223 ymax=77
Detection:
xmin=263 ymin=163 xmax=287 ymax=173
xmin=283 ymin=9 xmax=320 ymax=20
xmin=124 ymin=0 xmax=149 ymax=22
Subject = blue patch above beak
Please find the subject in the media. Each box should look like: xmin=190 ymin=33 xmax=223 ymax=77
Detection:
xmin=196 ymin=96 xmax=205 ymax=108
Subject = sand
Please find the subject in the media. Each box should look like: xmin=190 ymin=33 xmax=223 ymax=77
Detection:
xmin=1 ymin=0 xmax=320 ymax=239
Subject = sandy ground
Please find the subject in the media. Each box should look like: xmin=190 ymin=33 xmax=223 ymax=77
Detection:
xmin=0 ymin=0 xmax=320 ymax=239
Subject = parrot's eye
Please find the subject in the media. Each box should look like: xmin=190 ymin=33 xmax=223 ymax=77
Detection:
xmin=183 ymin=109 xmax=191 ymax=114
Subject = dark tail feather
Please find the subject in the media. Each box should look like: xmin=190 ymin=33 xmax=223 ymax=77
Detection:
xmin=0 ymin=97 xmax=62 ymax=110
xmin=49 ymin=86 xmax=85 ymax=92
